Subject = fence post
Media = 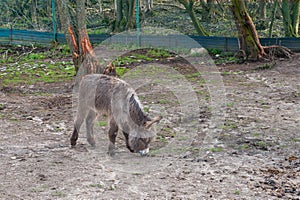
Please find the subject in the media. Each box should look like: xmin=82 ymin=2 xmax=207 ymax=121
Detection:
xmin=52 ymin=0 xmax=57 ymax=42
xmin=136 ymin=0 xmax=141 ymax=47
xmin=225 ymin=37 xmax=228 ymax=52
xmin=9 ymin=24 xmax=12 ymax=45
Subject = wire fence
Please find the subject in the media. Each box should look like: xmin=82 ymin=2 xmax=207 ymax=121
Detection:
xmin=1 ymin=28 xmax=300 ymax=52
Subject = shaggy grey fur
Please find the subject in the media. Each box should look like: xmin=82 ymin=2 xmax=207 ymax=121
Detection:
xmin=70 ymin=74 xmax=161 ymax=156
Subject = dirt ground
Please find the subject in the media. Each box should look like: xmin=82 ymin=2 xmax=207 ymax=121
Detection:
xmin=0 ymin=53 xmax=299 ymax=199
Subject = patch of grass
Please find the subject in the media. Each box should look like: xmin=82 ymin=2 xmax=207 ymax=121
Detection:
xmin=209 ymin=147 xmax=223 ymax=152
xmin=0 ymin=56 xmax=14 ymax=63
xmin=292 ymin=138 xmax=300 ymax=142
xmin=159 ymin=99 xmax=170 ymax=104
xmin=146 ymin=48 xmax=171 ymax=58
xmin=113 ymin=53 xmax=152 ymax=67
xmin=9 ymin=117 xmax=19 ymax=121
xmin=236 ymin=144 xmax=250 ymax=150
xmin=31 ymin=185 xmax=49 ymax=193
xmin=0 ymin=61 xmax=75 ymax=85
xmin=234 ymin=190 xmax=241 ymax=195
xmin=104 ymin=42 xmax=140 ymax=51
xmin=132 ymin=53 xmax=153 ymax=61
xmin=0 ymin=104 xmax=6 ymax=110
xmin=163 ymin=127 xmax=172 ymax=133
xmin=252 ymin=133 xmax=260 ymax=137
xmin=256 ymin=63 xmax=276 ymax=70
xmin=97 ymin=121 xmax=107 ymax=127
xmin=186 ymin=72 xmax=202 ymax=78
xmin=220 ymin=120 xmax=237 ymax=130
xmin=217 ymin=56 xmax=240 ymax=65
xmin=149 ymin=147 xmax=162 ymax=156
xmin=51 ymin=190 xmax=64 ymax=197
xmin=197 ymin=90 xmax=204 ymax=95
xmin=23 ymin=52 xmax=47 ymax=60
xmin=143 ymin=106 xmax=150 ymax=113
xmin=116 ymin=67 xmax=130 ymax=76
xmin=199 ymin=79 xmax=206 ymax=85
xmin=226 ymin=102 xmax=234 ymax=107
xmin=221 ymin=71 xmax=233 ymax=75
xmin=156 ymin=135 xmax=168 ymax=143
xmin=208 ymin=48 xmax=222 ymax=55
xmin=177 ymin=136 xmax=189 ymax=141
xmin=254 ymin=140 xmax=272 ymax=150
xmin=89 ymin=183 xmax=105 ymax=189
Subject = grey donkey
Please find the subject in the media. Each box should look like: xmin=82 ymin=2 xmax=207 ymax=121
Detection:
xmin=70 ymin=74 xmax=162 ymax=156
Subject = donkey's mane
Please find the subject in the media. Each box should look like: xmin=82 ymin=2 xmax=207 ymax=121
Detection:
xmin=129 ymin=94 xmax=149 ymax=126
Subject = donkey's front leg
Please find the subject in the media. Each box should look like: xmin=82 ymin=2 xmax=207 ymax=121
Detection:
xmin=108 ymin=119 xmax=118 ymax=156
xmin=86 ymin=110 xmax=97 ymax=147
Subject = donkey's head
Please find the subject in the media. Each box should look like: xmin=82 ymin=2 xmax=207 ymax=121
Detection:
xmin=126 ymin=115 xmax=162 ymax=156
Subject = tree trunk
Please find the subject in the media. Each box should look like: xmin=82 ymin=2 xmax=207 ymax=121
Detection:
xmin=144 ymin=0 xmax=153 ymax=12
xmin=178 ymin=0 xmax=208 ymax=36
xmin=57 ymin=0 xmax=115 ymax=76
xmin=97 ymin=0 xmax=103 ymax=13
xmin=231 ymin=0 xmax=264 ymax=60
xmin=281 ymin=0 xmax=300 ymax=37
xmin=259 ymin=0 xmax=266 ymax=19
xmin=113 ymin=0 xmax=137 ymax=32
xmin=114 ymin=0 xmax=124 ymax=32
xmin=32 ymin=0 xmax=38 ymax=28
xmin=291 ymin=0 xmax=300 ymax=37
xmin=201 ymin=0 xmax=215 ymax=22
xmin=126 ymin=0 xmax=135 ymax=29
xmin=269 ymin=0 xmax=278 ymax=38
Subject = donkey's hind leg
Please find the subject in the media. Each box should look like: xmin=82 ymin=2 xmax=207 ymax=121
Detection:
xmin=71 ymin=104 xmax=88 ymax=147
xmin=86 ymin=109 xmax=97 ymax=147
xmin=108 ymin=118 xmax=119 ymax=156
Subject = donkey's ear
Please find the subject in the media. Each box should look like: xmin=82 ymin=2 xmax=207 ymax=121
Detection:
xmin=145 ymin=115 xmax=162 ymax=129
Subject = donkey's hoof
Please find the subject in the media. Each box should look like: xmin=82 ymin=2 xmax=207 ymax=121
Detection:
xmin=87 ymin=138 xmax=96 ymax=147
xmin=108 ymin=149 xmax=115 ymax=157
xmin=70 ymin=140 xmax=77 ymax=147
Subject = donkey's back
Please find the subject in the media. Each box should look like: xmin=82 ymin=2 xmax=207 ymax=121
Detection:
xmin=78 ymin=74 xmax=129 ymax=114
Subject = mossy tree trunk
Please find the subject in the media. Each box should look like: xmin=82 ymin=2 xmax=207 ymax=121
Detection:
xmin=126 ymin=0 xmax=135 ymax=29
xmin=113 ymin=0 xmax=136 ymax=32
xmin=114 ymin=0 xmax=124 ymax=32
xmin=31 ymin=0 xmax=37 ymax=28
xmin=231 ymin=0 xmax=265 ymax=60
xmin=178 ymin=0 xmax=208 ymax=36
xmin=281 ymin=0 xmax=300 ymax=37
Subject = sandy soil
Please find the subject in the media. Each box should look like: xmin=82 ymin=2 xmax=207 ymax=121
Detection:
xmin=0 ymin=54 xmax=299 ymax=199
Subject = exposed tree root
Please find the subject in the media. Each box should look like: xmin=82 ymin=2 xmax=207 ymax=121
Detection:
xmin=263 ymin=45 xmax=294 ymax=59
xmin=235 ymin=46 xmax=294 ymax=62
